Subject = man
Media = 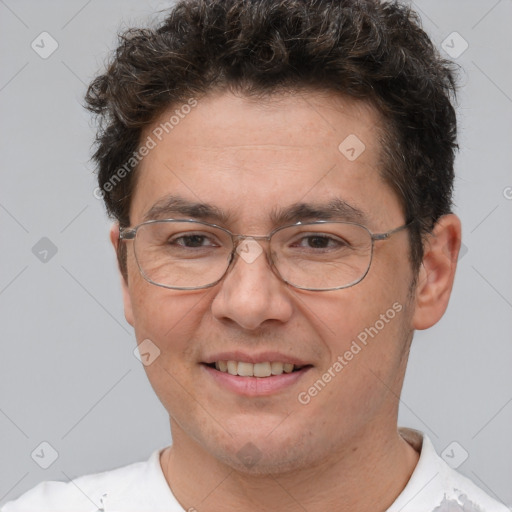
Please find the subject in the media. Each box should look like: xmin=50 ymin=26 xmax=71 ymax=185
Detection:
xmin=3 ymin=0 xmax=508 ymax=511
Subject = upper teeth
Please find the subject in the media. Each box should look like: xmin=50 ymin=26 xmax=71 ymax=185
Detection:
xmin=214 ymin=361 xmax=296 ymax=377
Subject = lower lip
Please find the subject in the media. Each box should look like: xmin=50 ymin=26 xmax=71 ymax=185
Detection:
xmin=202 ymin=364 xmax=312 ymax=396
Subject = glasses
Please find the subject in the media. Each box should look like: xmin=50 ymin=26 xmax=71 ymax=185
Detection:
xmin=119 ymin=218 xmax=413 ymax=292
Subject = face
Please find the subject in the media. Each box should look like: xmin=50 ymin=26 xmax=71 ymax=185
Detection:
xmin=118 ymin=89 xmax=419 ymax=473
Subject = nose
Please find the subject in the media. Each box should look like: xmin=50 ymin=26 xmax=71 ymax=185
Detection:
xmin=210 ymin=238 xmax=294 ymax=330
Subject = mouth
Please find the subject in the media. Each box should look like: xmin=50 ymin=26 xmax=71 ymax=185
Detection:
xmin=203 ymin=360 xmax=310 ymax=377
xmin=201 ymin=357 xmax=313 ymax=396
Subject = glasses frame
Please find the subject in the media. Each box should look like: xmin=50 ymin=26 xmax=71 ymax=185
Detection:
xmin=119 ymin=218 xmax=414 ymax=292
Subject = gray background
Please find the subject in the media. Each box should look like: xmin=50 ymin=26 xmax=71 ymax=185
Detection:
xmin=1 ymin=0 xmax=511 ymax=508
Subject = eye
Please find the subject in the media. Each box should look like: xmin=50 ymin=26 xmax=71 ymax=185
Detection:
xmin=169 ymin=232 xmax=219 ymax=248
xmin=293 ymin=234 xmax=349 ymax=250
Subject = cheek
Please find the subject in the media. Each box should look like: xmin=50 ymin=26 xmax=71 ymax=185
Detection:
xmin=297 ymin=266 xmax=411 ymax=399
xmin=295 ymin=296 xmax=411 ymax=437
xmin=300 ymin=285 xmax=402 ymax=353
xmin=126 ymin=249 xmax=186 ymax=336
xmin=130 ymin=285 xmax=209 ymax=344
xmin=128 ymin=284 xmax=212 ymax=400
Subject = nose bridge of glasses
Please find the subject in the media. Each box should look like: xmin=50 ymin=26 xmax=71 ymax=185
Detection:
xmin=233 ymin=233 xmax=272 ymax=241
xmin=231 ymin=233 xmax=272 ymax=251
xmin=228 ymin=233 xmax=278 ymax=275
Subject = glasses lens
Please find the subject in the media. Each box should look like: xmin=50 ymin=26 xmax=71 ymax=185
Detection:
xmin=271 ymin=222 xmax=373 ymax=290
xmin=133 ymin=221 xmax=232 ymax=289
xmin=132 ymin=220 xmax=373 ymax=291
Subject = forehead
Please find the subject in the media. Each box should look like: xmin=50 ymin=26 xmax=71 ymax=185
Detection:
xmin=157 ymin=89 xmax=380 ymax=154
xmin=130 ymin=89 xmax=402 ymax=229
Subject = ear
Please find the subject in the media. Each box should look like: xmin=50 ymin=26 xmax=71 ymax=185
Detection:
xmin=412 ymin=214 xmax=462 ymax=330
xmin=109 ymin=223 xmax=134 ymax=327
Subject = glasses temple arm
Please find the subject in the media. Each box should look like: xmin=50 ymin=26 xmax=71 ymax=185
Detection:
xmin=372 ymin=219 xmax=415 ymax=241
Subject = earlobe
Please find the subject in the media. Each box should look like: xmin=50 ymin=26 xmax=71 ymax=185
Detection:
xmin=411 ymin=214 xmax=462 ymax=330
xmin=109 ymin=223 xmax=134 ymax=327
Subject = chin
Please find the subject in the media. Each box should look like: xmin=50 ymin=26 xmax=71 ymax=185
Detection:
xmin=216 ymin=445 xmax=313 ymax=476
xmin=205 ymin=421 xmax=318 ymax=476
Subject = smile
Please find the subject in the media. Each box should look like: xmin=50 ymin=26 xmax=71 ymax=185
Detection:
xmin=207 ymin=361 xmax=306 ymax=377
xmin=202 ymin=360 xmax=312 ymax=396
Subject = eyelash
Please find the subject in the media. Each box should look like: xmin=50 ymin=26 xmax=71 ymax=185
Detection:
xmin=169 ymin=233 xmax=347 ymax=250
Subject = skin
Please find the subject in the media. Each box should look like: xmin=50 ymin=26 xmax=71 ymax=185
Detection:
xmin=110 ymin=89 xmax=461 ymax=512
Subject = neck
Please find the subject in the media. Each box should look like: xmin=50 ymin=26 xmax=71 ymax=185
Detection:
xmin=160 ymin=421 xmax=420 ymax=512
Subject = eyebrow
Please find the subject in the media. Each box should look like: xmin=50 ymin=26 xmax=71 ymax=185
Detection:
xmin=142 ymin=195 xmax=367 ymax=226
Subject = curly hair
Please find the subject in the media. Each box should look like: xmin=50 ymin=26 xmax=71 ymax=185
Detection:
xmin=85 ymin=0 xmax=458 ymax=277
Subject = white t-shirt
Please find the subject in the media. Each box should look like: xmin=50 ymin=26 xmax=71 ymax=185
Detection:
xmin=2 ymin=428 xmax=509 ymax=512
